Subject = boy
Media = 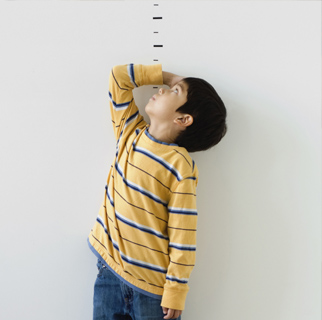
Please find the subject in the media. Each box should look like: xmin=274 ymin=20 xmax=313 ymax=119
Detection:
xmin=88 ymin=63 xmax=227 ymax=320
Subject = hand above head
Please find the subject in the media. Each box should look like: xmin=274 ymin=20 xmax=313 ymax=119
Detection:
xmin=162 ymin=71 xmax=185 ymax=88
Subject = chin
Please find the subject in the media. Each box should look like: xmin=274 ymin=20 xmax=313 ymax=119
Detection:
xmin=145 ymin=104 xmax=151 ymax=115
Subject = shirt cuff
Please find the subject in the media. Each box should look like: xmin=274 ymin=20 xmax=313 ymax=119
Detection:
xmin=161 ymin=285 xmax=189 ymax=311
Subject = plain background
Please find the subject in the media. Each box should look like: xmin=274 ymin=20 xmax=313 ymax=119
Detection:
xmin=0 ymin=1 xmax=320 ymax=319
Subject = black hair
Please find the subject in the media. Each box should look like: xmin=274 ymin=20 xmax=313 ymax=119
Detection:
xmin=175 ymin=77 xmax=227 ymax=152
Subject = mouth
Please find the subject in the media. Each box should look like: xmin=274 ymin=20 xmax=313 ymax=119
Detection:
xmin=151 ymin=95 xmax=156 ymax=100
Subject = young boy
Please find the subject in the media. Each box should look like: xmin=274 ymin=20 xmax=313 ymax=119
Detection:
xmin=88 ymin=63 xmax=227 ymax=320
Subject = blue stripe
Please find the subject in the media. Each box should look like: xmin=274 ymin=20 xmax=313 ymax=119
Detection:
xmin=166 ymin=275 xmax=188 ymax=284
xmin=89 ymin=230 xmax=166 ymax=275
xmin=145 ymin=129 xmax=178 ymax=146
xmin=115 ymin=110 xmax=138 ymax=155
xmin=125 ymin=110 xmax=139 ymax=126
xmin=96 ymin=216 xmax=120 ymax=251
xmin=117 ymin=129 xmax=124 ymax=146
xmin=95 ymin=217 xmax=166 ymax=274
xmin=120 ymin=255 xmax=167 ymax=274
xmin=109 ymin=92 xmax=131 ymax=110
xmin=87 ymin=239 xmax=163 ymax=299
xmin=114 ymin=161 xmax=168 ymax=207
xmin=96 ymin=216 xmax=106 ymax=231
xmin=169 ymin=244 xmax=196 ymax=251
xmin=115 ymin=211 xmax=169 ymax=240
xmin=134 ymin=146 xmax=182 ymax=181
xmin=128 ymin=63 xmax=138 ymax=87
xmin=105 ymin=185 xmax=114 ymax=207
xmin=168 ymin=207 xmax=198 ymax=215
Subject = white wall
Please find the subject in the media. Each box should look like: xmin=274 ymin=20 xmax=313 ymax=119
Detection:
xmin=0 ymin=1 xmax=320 ymax=320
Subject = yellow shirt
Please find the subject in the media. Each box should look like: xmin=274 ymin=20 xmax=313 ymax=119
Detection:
xmin=88 ymin=63 xmax=198 ymax=311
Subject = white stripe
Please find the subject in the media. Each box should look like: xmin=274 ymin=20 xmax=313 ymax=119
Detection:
xmin=166 ymin=275 xmax=189 ymax=282
xmin=96 ymin=215 xmax=166 ymax=273
xmin=116 ymin=161 xmax=168 ymax=206
xmin=109 ymin=98 xmax=129 ymax=111
xmin=127 ymin=64 xmax=138 ymax=88
xmin=115 ymin=210 xmax=168 ymax=239
xmin=169 ymin=242 xmax=196 ymax=250
xmin=97 ymin=215 xmax=107 ymax=230
xmin=120 ymin=251 xmax=167 ymax=273
xmin=106 ymin=185 xmax=114 ymax=205
xmin=168 ymin=207 xmax=197 ymax=213
xmin=124 ymin=112 xmax=138 ymax=130
xmin=96 ymin=216 xmax=119 ymax=249
xmin=127 ymin=180 xmax=167 ymax=205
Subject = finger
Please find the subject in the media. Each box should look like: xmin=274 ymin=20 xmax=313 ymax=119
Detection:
xmin=163 ymin=308 xmax=174 ymax=319
xmin=162 ymin=307 xmax=168 ymax=317
xmin=173 ymin=310 xmax=182 ymax=319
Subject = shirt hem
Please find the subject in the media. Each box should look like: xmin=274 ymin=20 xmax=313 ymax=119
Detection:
xmin=87 ymin=237 xmax=162 ymax=300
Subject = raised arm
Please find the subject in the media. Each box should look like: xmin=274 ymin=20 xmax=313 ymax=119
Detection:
xmin=108 ymin=63 xmax=163 ymax=140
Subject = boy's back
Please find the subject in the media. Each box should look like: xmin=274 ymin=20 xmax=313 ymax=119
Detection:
xmin=88 ymin=63 xmax=198 ymax=314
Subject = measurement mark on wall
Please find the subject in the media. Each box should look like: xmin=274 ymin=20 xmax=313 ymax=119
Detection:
xmin=153 ymin=4 xmax=162 ymax=88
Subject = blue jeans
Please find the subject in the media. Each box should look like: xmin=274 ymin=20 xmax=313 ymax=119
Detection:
xmin=93 ymin=259 xmax=181 ymax=320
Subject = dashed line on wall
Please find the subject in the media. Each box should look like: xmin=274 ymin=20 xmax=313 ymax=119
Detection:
xmin=153 ymin=3 xmax=162 ymax=89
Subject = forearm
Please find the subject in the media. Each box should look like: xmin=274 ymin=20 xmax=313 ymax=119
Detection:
xmin=109 ymin=63 xmax=163 ymax=139
xmin=162 ymin=71 xmax=184 ymax=88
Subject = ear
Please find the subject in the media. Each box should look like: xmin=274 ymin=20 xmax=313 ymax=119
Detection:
xmin=174 ymin=114 xmax=193 ymax=128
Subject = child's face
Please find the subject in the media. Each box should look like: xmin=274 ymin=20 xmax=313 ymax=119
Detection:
xmin=145 ymin=81 xmax=188 ymax=126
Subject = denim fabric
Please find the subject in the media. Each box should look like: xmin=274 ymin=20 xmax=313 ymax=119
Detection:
xmin=93 ymin=259 xmax=181 ymax=320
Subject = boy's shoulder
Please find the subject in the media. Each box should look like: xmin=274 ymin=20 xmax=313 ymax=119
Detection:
xmin=172 ymin=146 xmax=195 ymax=168
xmin=165 ymin=145 xmax=198 ymax=180
xmin=131 ymin=127 xmax=198 ymax=180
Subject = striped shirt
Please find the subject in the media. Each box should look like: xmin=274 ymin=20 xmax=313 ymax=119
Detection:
xmin=88 ymin=63 xmax=198 ymax=311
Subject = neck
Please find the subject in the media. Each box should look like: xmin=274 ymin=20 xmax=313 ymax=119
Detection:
xmin=148 ymin=123 xmax=178 ymax=145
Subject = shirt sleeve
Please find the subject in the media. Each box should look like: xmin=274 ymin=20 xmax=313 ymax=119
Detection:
xmin=108 ymin=63 xmax=163 ymax=141
xmin=161 ymin=166 xmax=199 ymax=311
